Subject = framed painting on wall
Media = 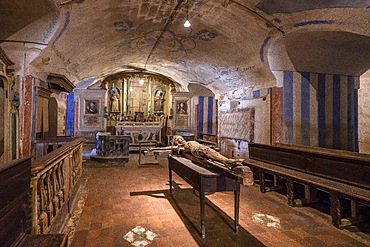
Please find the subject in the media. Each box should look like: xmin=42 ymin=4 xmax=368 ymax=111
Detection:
xmin=85 ymin=100 xmax=99 ymax=114
xmin=175 ymin=99 xmax=188 ymax=115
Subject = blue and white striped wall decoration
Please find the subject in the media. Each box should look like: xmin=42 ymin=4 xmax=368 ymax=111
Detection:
xmin=278 ymin=71 xmax=359 ymax=151
xmin=194 ymin=96 xmax=217 ymax=135
xmin=66 ymin=92 xmax=74 ymax=137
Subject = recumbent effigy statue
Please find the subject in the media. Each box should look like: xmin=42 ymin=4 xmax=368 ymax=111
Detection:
xmin=145 ymin=135 xmax=253 ymax=185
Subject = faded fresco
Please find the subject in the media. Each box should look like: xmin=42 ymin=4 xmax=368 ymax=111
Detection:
xmin=219 ymin=108 xmax=255 ymax=142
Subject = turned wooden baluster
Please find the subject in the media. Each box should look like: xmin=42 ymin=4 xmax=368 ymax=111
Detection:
xmin=38 ymin=174 xmax=49 ymax=234
xmin=72 ymin=147 xmax=82 ymax=185
xmin=45 ymin=170 xmax=55 ymax=226
xmin=57 ymin=160 xmax=65 ymax=205
xmin=51 ymin=166 xmax=60 ymax=217
xmin=71 ymin=153 xmax=77 ymax=186
xmin=75 ymin=146 xmax=82 ymax=177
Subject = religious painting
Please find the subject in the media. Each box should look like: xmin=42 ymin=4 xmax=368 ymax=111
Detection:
xmin=85 ymin=100 xmax=99 ymax=114
xmin=176 ymin=100 xmax=188 ymax=115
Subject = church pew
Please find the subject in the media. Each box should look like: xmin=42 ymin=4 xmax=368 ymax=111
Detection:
xmin=243 ymin=143 xmax=370 ymax=228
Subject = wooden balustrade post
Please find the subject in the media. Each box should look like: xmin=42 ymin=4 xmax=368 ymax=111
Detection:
xmin=30 ymin=177 xmax=40 ymax=234
xmin=38 ymin=175 xmax=49 ymax=234
xmin=51 ymin=166 xmax=60 ymax=217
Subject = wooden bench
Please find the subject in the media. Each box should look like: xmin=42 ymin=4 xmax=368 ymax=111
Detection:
xmin=0 ymin=157 xmax=67 ymax=247
xmin=169 ymin=155 xmax=240 ymax=239
xmin=243 ymin=143 xmax=370 ymax=228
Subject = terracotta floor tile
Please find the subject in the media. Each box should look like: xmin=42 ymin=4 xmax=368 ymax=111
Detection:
xmin=68 ymin=154 xmax=370 ymax=247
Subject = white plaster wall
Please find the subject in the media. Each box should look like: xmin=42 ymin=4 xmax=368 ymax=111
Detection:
xmin=51 ymin=92 xmax=68 ymax=136
xmin=358 ymin=70 xmax=370 ymax=154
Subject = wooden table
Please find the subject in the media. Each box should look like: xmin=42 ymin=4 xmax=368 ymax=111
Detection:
xmin=168 ymin=155 xmax=240 ymax=238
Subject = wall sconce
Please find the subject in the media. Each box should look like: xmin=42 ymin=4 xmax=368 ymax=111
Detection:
xmin=184 ymin=0 xmax=191 ymax=27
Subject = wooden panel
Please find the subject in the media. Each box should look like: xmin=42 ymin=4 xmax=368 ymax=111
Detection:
xmin=0 ymin=194 xmax=29 ymax=247
xmin=169 ymin=156 xmax=238 ymax=192
xmin=170 ymin=156 xmax=218 ymax=191
xmin=248 ymin=143 xmax=370 ymax=190
xmin=249 ymin=143 xmax=308 ymax=172
xmin=0 ymin=157 xmax=31 ymax=247
xmin=308 ymin=155 xmax=370 ymax=189
xmin=20 ymin=234 xmax=68 ymax=247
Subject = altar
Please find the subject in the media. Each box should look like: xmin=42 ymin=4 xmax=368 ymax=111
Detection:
xmin=116 ymin=121 xmax=162 ymax=150
xmin=90 ymin=132 xmax=130 ymax=162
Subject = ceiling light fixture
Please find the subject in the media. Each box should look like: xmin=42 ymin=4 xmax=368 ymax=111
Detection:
xmin=139 ymin=77 xmax=145 ymax=85
xmin=139 ymin=74 xmax=145 ymax=85
xmin=184 ymin=0 xmax=191 ymax=28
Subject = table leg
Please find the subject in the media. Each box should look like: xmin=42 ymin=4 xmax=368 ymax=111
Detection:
xmin=234 ymin=184 xmax=240 ymax=233
xmin=259 ymin=169 xmax=266 ymax=193
xmin=200 ymin=187 xmax=205 ymax=239
xmin=169 ymin=166 xmax=173 ymax=195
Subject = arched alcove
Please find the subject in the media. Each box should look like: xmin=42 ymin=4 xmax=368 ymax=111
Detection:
xmin=267 ymin=30 xmax=370 ymax=151
xmin=101 ymin=71 xmax=177 ymax=120
xmin=268 ymin=30 xmax=370 ymax=76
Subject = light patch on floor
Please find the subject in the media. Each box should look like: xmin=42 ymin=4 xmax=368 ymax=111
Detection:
xmin=253 ymin=213 xmax=281 ymax=229
xmin=123 ymin=226 xmax=157 ymax=246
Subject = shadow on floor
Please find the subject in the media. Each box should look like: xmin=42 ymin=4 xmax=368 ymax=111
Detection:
xmin=130 ymin=182 xmax=265 ymax=247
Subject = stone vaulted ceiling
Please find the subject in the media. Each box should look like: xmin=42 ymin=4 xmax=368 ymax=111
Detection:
xmin=1 ymin=0 xmax=370 ymax=94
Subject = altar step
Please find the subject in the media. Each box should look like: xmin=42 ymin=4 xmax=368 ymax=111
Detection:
xmin=90 ymin=155 xmax=129 ymax=163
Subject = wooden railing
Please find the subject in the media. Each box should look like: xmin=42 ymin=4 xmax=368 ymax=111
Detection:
xmin=34 ymin=136 xmax=77 ymax=158
xmin=31 ymin=137 xmax=84 ymax=234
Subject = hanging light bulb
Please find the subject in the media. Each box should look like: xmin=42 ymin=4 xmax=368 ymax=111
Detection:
xmin=184 ymin=0 xmax=191 ymax=28
xmin=138 ymin=72 xmax=145 ymax=85
xmin=184 ymin=19 xmax=191 ymax=28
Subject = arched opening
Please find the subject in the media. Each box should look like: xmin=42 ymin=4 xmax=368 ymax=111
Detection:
xmin=267 ymin=30 xmax=370 ymax=151
xmin=101 ymin=72 xmax=177 ymax=137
